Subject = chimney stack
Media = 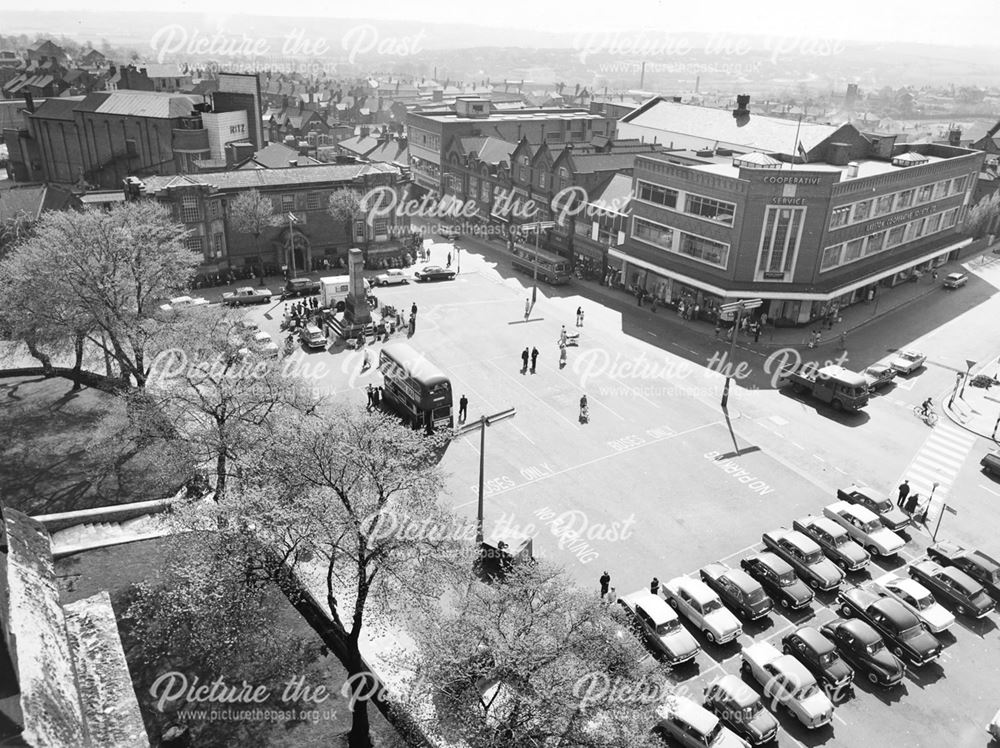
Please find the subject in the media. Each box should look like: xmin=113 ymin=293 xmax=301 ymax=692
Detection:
xmin=23 ymin=91 xmax=35 ymax=113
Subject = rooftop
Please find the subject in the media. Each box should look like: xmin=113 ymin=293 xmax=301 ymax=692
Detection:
xmin=140 ymin=162 xmax=396 ymax=194
xmin=95 ymin=91 xmax=199 ymax=119
xmin=411 ymin=107 xmax=604 ymax=124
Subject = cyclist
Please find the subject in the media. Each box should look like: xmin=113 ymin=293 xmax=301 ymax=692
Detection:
xmin=920 ymin=397 xmax=933 ymax=417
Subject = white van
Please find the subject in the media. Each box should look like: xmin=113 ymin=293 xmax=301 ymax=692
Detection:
xmin=320 ymin=275 xmax=372 ymax=311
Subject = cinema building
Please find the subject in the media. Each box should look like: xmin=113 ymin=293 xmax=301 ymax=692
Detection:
xmin=615 ymin=98 xmax=984 ymax=325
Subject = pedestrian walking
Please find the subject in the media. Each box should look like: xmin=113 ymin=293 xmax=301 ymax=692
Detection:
xmin=600 ymin=571 xmax=611 ymax=599
xmin=650 ymin=577 xmax=660 ymax=595
xmin=650 ymin=297 xmax=658 ymax=313
xmin=576 ymin=307 xmax=584 ymax=327
xmin=366 ymin=384 xmax=374 ymax=410
xmin=904 ymin=492 xmax=920 ymax=517
xmin=447 ymin=252 xmax=452 ymax=268
xmin=753 ymin=323 xmax=761 ymax=343
xmin=459 ymin=394 xmax=468 ymax=422
xmin=559 ymin=325 xmax=568 ymax=346
xmin=636 ymin=288 xmax=643 ymax=306
xmin=521 ymin=347 xmax=530 ymax=373
xmin=373 ymin=387 xmax=382 ymax=407
xmin=760 ymin=312 xmax=768 ymax=326
xmin=840 ymin=331 xmax=847 ymax=351
xmin=559 ymin=342 xmax=568 ymax=369
xmin=361 ymin=347 xmax=372 ymax=372
xmin=714 ymin=322 xmax=721 ymax=339
xmin=411 ymin=302 xmax=418 ymax=318
xmin=579 ymin=393 xmax=589 ymax=423
xmin=932 ymin=270 xmax=938 ymax=281
xmin=408 ymin=316 xmax=416 ymax=335
xmin=606 ymin=586 xmax=616 ymax=605
xmin=524 ymin=298 xmax=531 ymax=321
xmin=530 ymin=346 xmax=539 ymax=374
xmin=897 ymin=480 xmax=910 ymax=508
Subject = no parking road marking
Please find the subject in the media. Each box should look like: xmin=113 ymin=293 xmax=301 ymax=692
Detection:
xmin=704 ymin=451 xmax=775 ymax=496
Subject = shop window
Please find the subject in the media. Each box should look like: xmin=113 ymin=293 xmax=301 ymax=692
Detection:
xmin=757 ymin=206 xmax=804 ymax=275
xmin=896 ymin=189 xmax=914 ymax=209
xmin=821 ymin=244 xmax=843 ymax=271
xmin=865 ymin=231 xmax=885 ymax=255
xmin=843 ymin=237 xmax=864 ymax=262
xmin=678 ymin=232 xmax=729 ymax=267
xmin=852 ymin=200 xmax=871 ymax=222
xmin=633 ymin=217 xmax=674 ymax=251
xmin=637 ymin=181 xmax=678 ymax=209
xmin=685 ymin=194 xmax=735 ymax=225
xmin=887 ymin=225 xmax=906 ymax=247
xmin=830 ymin=206 xmax=850 ymax=229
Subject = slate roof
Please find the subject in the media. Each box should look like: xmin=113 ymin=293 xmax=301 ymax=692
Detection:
xmin=0 ymin=184 xmax=74 ymax=222
xmin=587 ymin=173 xmax=633 ymax=215
xmin=621 ymin=97 xmax=840 ymax=155
xmin=459 ymin=136 xmax=516 ymax=165
xmin=31 ymin=96 xmax=85 ymax=121
xmin=95 ymin=91 xmax=197 ymax=119
xmin=367 ymin=138 xmax=409 ymax=165
xmin=337 ymin=134 xmax=379 ymax=156
xmin=564 ymin=152 xmax=641 ymax=174
xmin=249 ymin=142 xmax=321 ymax=168
xmin=140 ymin=163 xmax=392 ymax=194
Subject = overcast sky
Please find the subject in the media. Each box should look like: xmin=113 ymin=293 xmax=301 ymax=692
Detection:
xmin=20 ymin=0 xmax=1000 ymax=47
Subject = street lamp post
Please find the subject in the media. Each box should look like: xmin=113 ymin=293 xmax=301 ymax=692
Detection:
xmin=719 ymin=298 xmax=762 ymax=410
xmin=960 ymin=359 xmax=976 ymax=400
xmin=287 ymin=212 xmax=300 ymax=279
xmin=531 ymin=223 xmax=540 ymax=305
xmin=454 ymin=407 xmax=517 ymax=544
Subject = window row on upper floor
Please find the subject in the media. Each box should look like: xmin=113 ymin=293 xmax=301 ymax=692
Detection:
xmin=829 ymin=175 xmax=968 ymax=231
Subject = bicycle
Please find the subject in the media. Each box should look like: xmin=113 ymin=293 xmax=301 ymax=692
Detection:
xmin=913 ymin=405 xmax=938 ymax=425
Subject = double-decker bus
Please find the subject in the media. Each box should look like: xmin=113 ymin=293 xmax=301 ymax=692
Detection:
xmin=510 ymin=244 xmax=571 ymax=285
xmin=378 ymin=341 xmax=454 ymax=432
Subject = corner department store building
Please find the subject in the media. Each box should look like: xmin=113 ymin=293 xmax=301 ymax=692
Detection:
xmin=615 ymin=98 xmax=985 ymax=325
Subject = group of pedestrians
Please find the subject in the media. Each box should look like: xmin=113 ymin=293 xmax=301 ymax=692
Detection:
xmin=283 ymin=297 xmax=321 ymax=330
xmin=897 ymin=479 xmax=928 ymax=523
xmin=597 ymin=572 xmax=659 ymax=602
xmin=365 ymin=384 xmax=384 ymax=410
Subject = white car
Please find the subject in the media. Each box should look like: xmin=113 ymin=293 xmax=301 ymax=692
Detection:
xmin=869 ymin=573 xmax=955 ymax=634
xmin=988 ymin=705 xmax=1000 ymax=740
xmin=943 ymin=272 xmax=968 ymax=289
xmin=888 ymin=349 xmax=926 ymax=374
xmin=616 ymin=589 xmax=700 ymax=666
xmin=823 ymin=501 xmax=905 ymax=557
xmin=656 ymin=696 xmax=751 ymax=748
xmin=159 ymin=295 xmax=209 ymax=312
xmin=740 ymin=641 xmax=834 ymax=730
xmin=374 ymin=268 xmax=410 ymax=286
xmin=662 ymin=577 xmax=743 ymax=645
xmin=251 ymin=331 xmax=280 ymax=359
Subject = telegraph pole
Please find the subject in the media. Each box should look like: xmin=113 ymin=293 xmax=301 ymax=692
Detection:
xmin=454 ymin=407 xmax=517 ymax=544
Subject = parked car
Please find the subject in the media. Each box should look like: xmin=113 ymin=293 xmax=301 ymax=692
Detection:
xmin=927 ymin=541 xmax=1000 ymax=601
xmin=414 ymin=265 xmax=456 ymax=282
xmin=761 ymin=529 xmax=844 ymax=592
xmin=299 ymin=323 xmax=328 ymax=350
xmin=908 ymin=560 xmax=996 ymax=618
xmin=836 ymin=586 xmax=941 ymax=666
xmin=781 ymin=626 xmax=854 ymax=693
xmin=438 ymin=226 xmax=461 ymax=241
xmin=740 ymin=553 xmax=814 ymax=610
xmin=869 ymin=572 xmax=955 ymax=633
xmin=861 ymin=363 xmax=897 ymax=391
xmin=159 ymin=295 xmax=209 ymax=312
xmin=989 ymin=706 xmax=1000 ymax=741
xmin=819 ymin=618 xmax=905 ymax=687
xmin=942 ymin=272 xmax=968 ymax=288
xmin=739 ymin=641 xmax=834 ymax=730
xmin=982 ymin=450 xmax=1000 ymax=479
xmin=655 ymin=696 xmax=751 ymax=748
xmin=251 ymin=331 xmax=280 ymax=359
xmin=887 ymin=349 xmax=926 ymax=374
xmin=661 ymin=577 xmax=743 ymax=645
xmin=281 ymin=277 xmax=321 ymax=299
xmin=823 ymin=501 xmax=905 ymax=557
xmin=223 ymin=286 xmax=273 ymax=305
xmin=836 ymin=484 xmax=910 ymax=532
xmin=792 ymin=516 xmax=870 ymax=572
xmin=703 ymin=674 xmax=779 ymax=746
xmin=616 ymin=589 xmax=700 ymax=666
xmin=374 ymin=268 xmax=410 ymax=286
xmin=699 ymin=563 xmax=774 ymax=620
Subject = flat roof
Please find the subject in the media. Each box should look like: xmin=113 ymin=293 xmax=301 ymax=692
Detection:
xmin=411 ymin=108 xmax=603 ymax=124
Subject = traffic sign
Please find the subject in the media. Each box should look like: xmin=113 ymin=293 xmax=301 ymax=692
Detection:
xmin=523 ymin=221 xmax=556 ymax=231
xmin=719 ymin=298 xmax=763 ymax=313
xmin=966 ymin=359 xmax=977 ymax=371
xmin=944 ymin=505 xmax=958 ymax=516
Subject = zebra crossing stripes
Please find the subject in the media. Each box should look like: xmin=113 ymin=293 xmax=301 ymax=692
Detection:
xmin=902 ymin=423 xmax=977 ymax=500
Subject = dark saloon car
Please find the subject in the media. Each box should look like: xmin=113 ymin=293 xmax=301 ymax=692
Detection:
xmin=740 ymin=553 xmax=814 ymax=610
xmin=927 ymin=541 xmax=1000 ymax=602
xmin=836 ymin=484 xmax=910 ymax=532
xmin=908 ymin=560 xmax=996 ymax=618
xmin=699 ymin=563 xmax=774 ymax=620
xmin=281 ymin=277 xmax=322 ymax=299
xmin=414 ymin=265 xmax=456 ymax=282
xmin=703 ymin=673 xmax=779 ymax=746
xmin=782 ymin=626 xmax=854 ymax=692
xmin=837 ymin=587 xmax=941 ymax=667
xmin=820 ymin=618 xmax=905 ymax=687
xmin=762 ymin=529 xmax=844 ymax=592
xmin=793 ymin=516 xmax=870 ymax=572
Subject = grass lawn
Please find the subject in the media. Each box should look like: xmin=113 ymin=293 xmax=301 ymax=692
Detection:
xmin=57 ymin=537 xmax=406 ymax=748
xmin=0 ymin=376 xmax=186 ymax=515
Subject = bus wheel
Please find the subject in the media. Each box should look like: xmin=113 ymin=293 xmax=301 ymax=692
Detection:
xmin=336 ymin=301 xmax=345 ymax=312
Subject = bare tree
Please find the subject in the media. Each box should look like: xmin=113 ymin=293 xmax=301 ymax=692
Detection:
xmin=228 ymin=189 xmax=281 ymax=284
xmin=0 ymin=202 xmax=199 ymax=388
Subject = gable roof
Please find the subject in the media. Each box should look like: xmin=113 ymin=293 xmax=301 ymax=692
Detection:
xmin=249 ymin=142 xmax=322 ymax=168
xmin=621 ymin=97 xmax=841 ymax=156
xmin=337 ymin=133 xmax=379 ymax=156
xmin=31 ymin=96 xmax=85 ymax=121
xmin=458 ymin=136 xmax=516 ymax=165
xmin=94 ymin=91 xmax=197 ymax=119
xmin=0 ymin=184 xmax=75 ymax=223
xmin=587 ymin=173 xmax=633 ymax=215
xmin=367 ymin=138 xmax=409 ymax=165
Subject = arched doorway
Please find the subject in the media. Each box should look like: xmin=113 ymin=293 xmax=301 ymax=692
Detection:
xmin=283 ymin=228 xmax=312 ymax=275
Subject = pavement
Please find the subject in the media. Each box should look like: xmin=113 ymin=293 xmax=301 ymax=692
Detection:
xmin=944 ymin=356 xmax=1000 ymax=441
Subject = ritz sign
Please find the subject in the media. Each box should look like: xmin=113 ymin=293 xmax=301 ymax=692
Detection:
xmin=229 ymin=124 xmax=246 ymax=135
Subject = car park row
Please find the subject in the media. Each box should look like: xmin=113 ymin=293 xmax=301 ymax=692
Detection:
xmin=624 ymin=484 xmax=1000 ymax=746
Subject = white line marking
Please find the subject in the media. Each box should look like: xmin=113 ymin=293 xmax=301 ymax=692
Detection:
xmin=980 ymin=484 xmax=1000 ymax=497
xmin=812 ymin=454 xmax=826 ymax=462
xmin=485 ymin=359 xmax=578 ymax=429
